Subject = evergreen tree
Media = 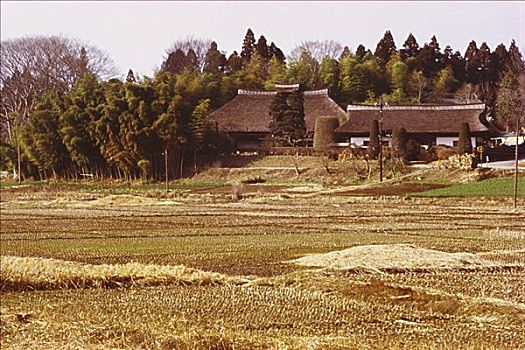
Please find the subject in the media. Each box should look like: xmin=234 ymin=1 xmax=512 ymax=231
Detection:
xmin=78 ymin=47 xmax=90 ymax=77
xmin=269 ymin=92 xmax=289 ymax=141
xmin=225 ymin=51 xmax=243 ymax=74
xmin=241 ymin=51 xmax=266 ymax=89
xmin=240 ymin=28 xmax=256 ymax=64
xmin=448 ymin=50 xmax=466 ymax=83
xmin=319 ymin=55 xmax=341 ymax=99
xmin=368 ymin=119 xmax=380 ymax=159
xmin=96 ymin=78 xmax=128 ymax=177
xmin=269 ymin=42 xmax=286 ymax=63
xmin=313 ymin=116 xmax=339 ymax=151
xmin=185 ymin=49 xmax=199 ymax=72
xmin=458 ymin=122 xmax=472 ymax=154
xmin=477 ymin=42 xmax=496 ymax=101
xmin=374 ymin=30 xmax=397 ymax=65
xmin=203 ymin=42 xmax=227 ymax=74
xmin=355 ymin=44 xmax=367 ymax=60
xmin=256 ymin=35 xmax=270 ymax=61
xmin=189 ymin=98 xmax=210 ymax=170
xmin=492 ymin=44 xmax=509 ymax=81
xmin=190 ymin=98 xmax=210 ymax=147
xmin=340 ymin=46 xmax=351 ymax=60
xmin=464 ymin=40 xmax=481 ymax=84
xmin=389 ymin=57 xmax=408 ymax=92
xmin=126 ymin=69 xmax=136 ymax=83
xmin=286 ymin=91 xmax=306 ymax=144
xmin=417 ymin=36 xmax=443 ymax=78
xmin=340 ymin=56 xmax=367 ymax=103
xmin=392 ymin=127 xmax=408 ymax=159
xmin=362 ymin=58 xmax=388 ymax=98
xmin=18 ymin=91 xmax=71 ymax=178
xmin=116 ymin=78 xmax=162 ymax=178
xmin=61 ymin=74 xmax=107 ymax=175
xmin=162 ymin=49 xmax=187 ymax=74
xmin=507 ymin=40 xmax=525 ymax=74
xmin=387 ymin=57 xmax=409 ymax=104
xmin=200 ymin=73 xmax=222 ymax=109
xmin=400 ymin=33 xmax=420 ymax=60
xmin=219 ymin=75 xmax=240 ymax=103
xmin=264 ymin=56 xmax=288 ymax=90
xmin=434 ymin=66 xmax=459 ymax=97
xmin=269 ymin=91 xmax=306 ymax=146
xmin=0 ymin=140 xmax=17 ymax=173
xmin=151 ymin=71 xmax=180 ymax=151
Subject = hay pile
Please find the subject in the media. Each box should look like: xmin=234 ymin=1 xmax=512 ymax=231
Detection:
xmin=0 ymin=256 xmax=249 ymax=290
xmin=290 ymin=244 xmax=507 ymax=272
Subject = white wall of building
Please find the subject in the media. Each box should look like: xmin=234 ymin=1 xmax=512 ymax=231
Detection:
xmin=435 ymin=137 xmax=476 ymax=147
xmin=350 ymin=137 xmax=391 ymax=147
xmin=350 ymin=137 xmax=368 ymax=147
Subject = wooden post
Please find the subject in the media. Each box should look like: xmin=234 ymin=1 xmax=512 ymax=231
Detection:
xmin=379 ymin=97 xmax=384 ymax=182
xmin=164 ymin=148 xmax=169 ymax=194
xmin=17 ymin=142 xmax=21 ymax=185
xmin=514 ymin=116 xmax=520 ymax=208
xmin=379 ymin=120 xmax=383 ymax=182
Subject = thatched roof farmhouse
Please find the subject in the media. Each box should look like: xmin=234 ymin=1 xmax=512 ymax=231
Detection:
xmin=208 ymin=85 xmax=492 ymax=151
xmin=336 ymin=103 xmax=490 ymax=148
xmin=207 ymin=86 xmax=347 ymax=150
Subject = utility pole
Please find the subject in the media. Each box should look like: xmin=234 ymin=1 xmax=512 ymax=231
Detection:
xmin=17 ymin=142 xmax=21 ymax=185
xmin=514 ymin=114 xmax=521 ymax=208
xmin=378 ymin=96 xmax=384 ymax=182
xmin=164 ymin=148 xmax=169 ymax=194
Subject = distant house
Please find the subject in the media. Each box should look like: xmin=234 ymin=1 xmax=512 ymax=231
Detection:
xmin=207 ymin=85 xmax=347 ymax=151
xmin=335 ymin=103 xmax=491 ymax=148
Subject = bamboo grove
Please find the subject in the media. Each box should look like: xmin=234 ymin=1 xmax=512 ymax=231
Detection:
xmin=1 ymin=29 xmax=524 ymax=180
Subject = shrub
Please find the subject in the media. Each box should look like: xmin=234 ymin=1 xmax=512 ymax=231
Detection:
xmin=435 ymin=146 xmax=457 ymax=160
xmin=391 ymin=127 xmax=408 ymax=159
xmin=338 ymin=147 xmax=367 ymax=161
xmin=313 ymin=116 xmax=339 ymax=151
xmin=405 ymin=139 xmax=421 ymax=161
xmin=418 ymin=146 xmax=436 ymax=162
xmin=231 ymin=183 xmax=244 ymax=200
xmin=137 ymin=159 xmax=151 ymax=180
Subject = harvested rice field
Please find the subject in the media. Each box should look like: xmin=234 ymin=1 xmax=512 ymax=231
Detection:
xmin=1 ymin=180 xmax=524 ymax=349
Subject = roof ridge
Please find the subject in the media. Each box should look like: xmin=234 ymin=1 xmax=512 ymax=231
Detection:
xmin=238 ymin=89 xmax=329 ymax=96
xmin=347 ymin=103 xmax=485 ymax=111
xmin=238 ymin=89 xmax=277 ymax=96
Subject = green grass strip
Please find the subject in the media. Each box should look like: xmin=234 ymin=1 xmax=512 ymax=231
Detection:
xmin=413 ymin=177 xmax=525 ymax=197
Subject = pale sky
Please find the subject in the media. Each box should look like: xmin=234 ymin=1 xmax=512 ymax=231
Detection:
xmin=1 ymin=1 xmax=524 ymax=78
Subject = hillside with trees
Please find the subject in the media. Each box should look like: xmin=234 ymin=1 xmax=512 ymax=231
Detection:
xmin=1 ymin=30 xmax=524 ymax=180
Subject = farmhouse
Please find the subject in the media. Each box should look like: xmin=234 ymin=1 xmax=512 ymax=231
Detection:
xmin=335 ymin=103 xmax=491 ymax=148
xmin=207 ymin=85 xmax=347 ymax=150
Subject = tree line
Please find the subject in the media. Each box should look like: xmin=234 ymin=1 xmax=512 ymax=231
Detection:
xmin=0 ymin=29 xmax=524 ymax=180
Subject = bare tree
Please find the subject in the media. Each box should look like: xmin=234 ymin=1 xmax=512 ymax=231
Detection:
xmin=0 ymin=35 xmax=117 ymax=140
xmin=165 ymin=37 xmax=212 ymax=71
xmin=289 ymin=40 xmax=343 ymax=62
xmin=456 ymin=83 xmax=480 ymax=104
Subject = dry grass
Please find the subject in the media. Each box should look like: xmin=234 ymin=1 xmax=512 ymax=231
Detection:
xmin=0 ymin=256 xmax=249 ymax=291
xmin=1 ymin=180 xmax=524 ymax=349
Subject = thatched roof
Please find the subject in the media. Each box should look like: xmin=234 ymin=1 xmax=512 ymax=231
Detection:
xmin=336 ymin=103 xmax=489 ymax=135
xmin=207 ymin=89 xmax=347 ymax=133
